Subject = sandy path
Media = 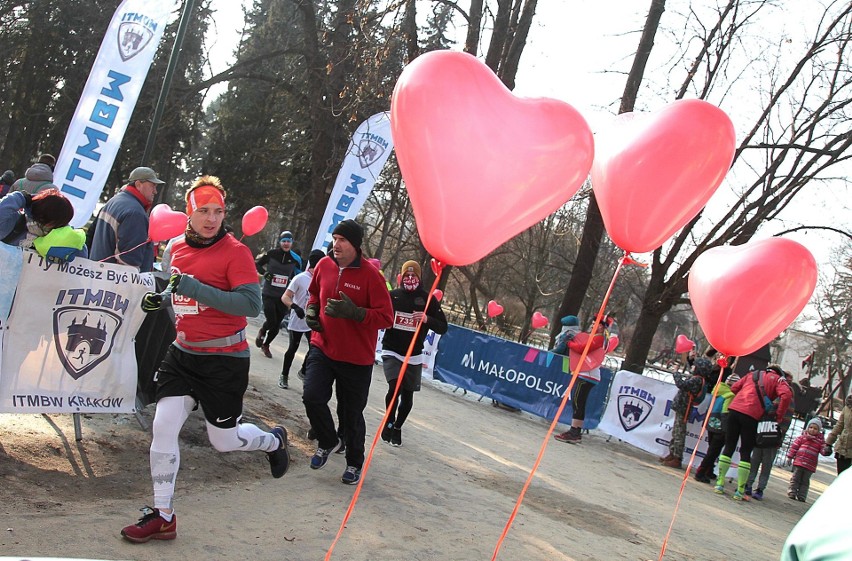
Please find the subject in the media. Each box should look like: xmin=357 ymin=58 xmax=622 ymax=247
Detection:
xmin=0 ymin=318 xmax=833 ymax=560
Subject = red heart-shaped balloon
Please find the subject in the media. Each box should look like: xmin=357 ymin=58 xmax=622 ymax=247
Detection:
xmin=148 ymin=204 xmax=188 ymax=242
xmin=531 ymin=311 xmax=549 ymax=329
xmin=592 ymin=99 xmax=736 ymax=253
xmin=432 ymin=289 xmax=443 ymax=301
xmin=688 ymin=238 xmax=817 ymax=357
xmin=391 ymin=51 xmax=594 ymax=266
xmin=674 ymin=334 xmax=695 ymax=353
xmin=487 ymin=300 xmax=504 ymax=318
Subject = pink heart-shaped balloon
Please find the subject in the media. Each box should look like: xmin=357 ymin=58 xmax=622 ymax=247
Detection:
xmin=688 ymin=238 xmax=817 ymax=357
xmin=391 ymin=50 xmax=594 ymax=266
xmin=592 ymin=99 xmax=736 ymax=253
xmin=674 ymin=334 xmax=695 ymax=353
xmin=531 ymin=311 xmax=548 ymax=329
xmin=148 ymin=204 xmax=187 ymax=242
xmin=432 ymin=289 xmax=444 ymax=301
xmin=487 ymin=300 xmax=504 ymax=318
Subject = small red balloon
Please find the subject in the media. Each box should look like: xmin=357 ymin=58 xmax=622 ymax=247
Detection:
xmin=241 ymin=206 xmax=268 ymax=237
xmin=433 ymin=289 xmax=443 ymax=301
xmin=675 ymin=334 xmax=695 ymax=354
xmin=531 ymin=311 xmax=548 ymax=329
xmin=487 ymin=300 xmax=504 ymax=318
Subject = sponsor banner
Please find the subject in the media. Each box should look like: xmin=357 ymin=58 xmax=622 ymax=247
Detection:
xmin=598 ymin=370 xmax=744 ymax=469
xmin=0 ymin=252 xmax=154 ymax=413
xmin=54 ymin=0 xmax=179 ymax=227
xmin=433 ymin=324 xmax=611 ymax=427
xmin=311 ymin=112 xmax=394 ymax=252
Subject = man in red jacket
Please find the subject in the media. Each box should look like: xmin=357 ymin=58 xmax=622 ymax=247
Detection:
xmin=303 ymin=219 xmax=393 ymax=485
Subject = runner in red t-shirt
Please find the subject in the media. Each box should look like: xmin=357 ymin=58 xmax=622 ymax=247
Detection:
xmin=121 ymin=176 xmax=290 ymax=544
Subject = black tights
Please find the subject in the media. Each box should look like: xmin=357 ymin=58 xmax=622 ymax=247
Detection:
xmin=281 ymin=330 xmax=307 ymax=377
xmin=260 ymin=296 xmax=287 ymax=345
xmin=385 ymin=383 xmax=414 ymax=428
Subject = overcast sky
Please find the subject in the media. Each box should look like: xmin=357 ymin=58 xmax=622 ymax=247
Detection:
xmin=200 ymin=1 xmax=850 ymax=278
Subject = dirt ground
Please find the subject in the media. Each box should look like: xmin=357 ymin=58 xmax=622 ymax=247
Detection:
xmin=0 ymin=317 xmax=837 ymax=561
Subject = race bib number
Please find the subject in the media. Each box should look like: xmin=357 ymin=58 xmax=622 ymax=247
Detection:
xmin=172 ymin=293 xmax=199 ymax=315
xmin=271 ymin=274 xmax=289 ymax=288
xmin=393 ymin=310 xmax=418 ymax=332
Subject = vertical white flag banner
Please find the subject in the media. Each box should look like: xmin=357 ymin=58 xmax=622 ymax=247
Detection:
xmin=54 ymin=0 xmax=179 ymax=228
xmin=312 ymin=111 xmax=394 ymax=251
xmin=0 ymin=252 xmax=153 ymax=413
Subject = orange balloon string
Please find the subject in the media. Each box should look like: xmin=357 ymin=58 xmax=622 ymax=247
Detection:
xmin=490 ymin=253 xmax=630 ymax=561
xmin=658 ymin=366 xmax=724 ymax=560
xmin=324 ymin=264 xmax=444 ymax=561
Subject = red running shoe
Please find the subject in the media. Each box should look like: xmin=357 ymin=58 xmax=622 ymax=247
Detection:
xmin=121 ymin=506 xmax=177 ymax=543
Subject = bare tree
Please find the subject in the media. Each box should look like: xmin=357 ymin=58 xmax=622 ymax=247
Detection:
xmin=620 ymin=0 xmax=852 ymax=372
xmin=812 ymin=239 xmax=852 ymax=414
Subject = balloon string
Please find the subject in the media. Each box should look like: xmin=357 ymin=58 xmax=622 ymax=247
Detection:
xmin=324 ymin=263 xmax=445 ymax=561
xmin=490 ymin=252 xmax=631 ymax=561
xmin=96 ymin=238 xmax=151 ymax=264
xmin=658 ymin=370 xmax=723 ymax=560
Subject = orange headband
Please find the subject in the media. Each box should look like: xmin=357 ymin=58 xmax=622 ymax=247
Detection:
xmin=186 ymin=185 xmax=225 ymax=215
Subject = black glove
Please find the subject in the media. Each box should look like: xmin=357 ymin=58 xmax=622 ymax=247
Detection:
xmin=167 ymin=273 xmax=182 ymax=294
xmin=263 ymin=271 xmax=274 ymax=282
xmin=325 ymin=291 xmax=366 ymax=322
xmin=305 ymin=303 xmax=323 ymax=332
xmin=290 ymin=303 xmax=305 ymax=319
xmin=141 ymin=292 xmax=163 ymax=313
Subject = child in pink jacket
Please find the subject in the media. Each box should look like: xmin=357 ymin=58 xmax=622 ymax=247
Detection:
xmin=786 ymin=417 xmax=828 ymax=502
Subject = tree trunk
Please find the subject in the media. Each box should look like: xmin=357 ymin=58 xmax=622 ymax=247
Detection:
xmin=464 ymin=0 xmax=484 ymax=55
xmin=551 ymin=194 xmax=604 ymax=343
xmin=622 ymin=298 xmax=666 ymax=373
xmin=501 ymin=0 xmax=538 ymax=90
xmin=551 ymin=0 xmax=665 ymax=345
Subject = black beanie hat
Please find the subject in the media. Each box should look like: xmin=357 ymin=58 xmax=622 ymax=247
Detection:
xmin=332 ymin=219 xmax=363 ymax=249
xmin=307 ymin=249 xmax=325 ymax=268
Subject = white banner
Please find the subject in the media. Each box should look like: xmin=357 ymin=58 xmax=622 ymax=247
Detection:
xmin=0 ymin=252 xmax=154 ymax=413
xmin=312 ymin=112 xmax=394 ymax=251
xmin=422 ymin=331 xmax=441 ymax=378
xmin=598 ymin=370 xmax=744 ymax=469
xmin=54 ymin=0 xmax=179 ymax=227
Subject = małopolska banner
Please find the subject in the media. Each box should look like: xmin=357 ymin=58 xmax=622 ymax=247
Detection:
xmin=598 ymin=370 xmax=744 ymax=470
xmin=0 ymin=252 xmax=154 ymax=413
xmin=54 ymin=0 xmax=179 ymax=227
xmin=312 ymin=112 xmax=394 ymax=252
xmin=433 ymin=324 xmax=612 ymax=427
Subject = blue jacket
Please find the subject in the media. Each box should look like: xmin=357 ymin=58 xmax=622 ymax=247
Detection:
xmin=0 ymin=191 xmax=32 ymax=246
xmin=89 ymin=188 xmax=154 ymax=272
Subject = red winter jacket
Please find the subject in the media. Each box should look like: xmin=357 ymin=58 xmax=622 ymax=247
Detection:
xmin=729 ymin=369 xmax=793 ymax=423
xmin=787 ymin=431 xmax=826 ymax=473
xmin=307 ymin=254 xmax=393 ymax=365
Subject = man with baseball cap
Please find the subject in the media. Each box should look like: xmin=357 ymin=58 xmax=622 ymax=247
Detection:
xmin=254 ymin=230 xmax=302 ymax=358
xmin=302 ymin=219 xmax=393 ymax=485
xmin=89 ymin=166 xmax=165 ymax=272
